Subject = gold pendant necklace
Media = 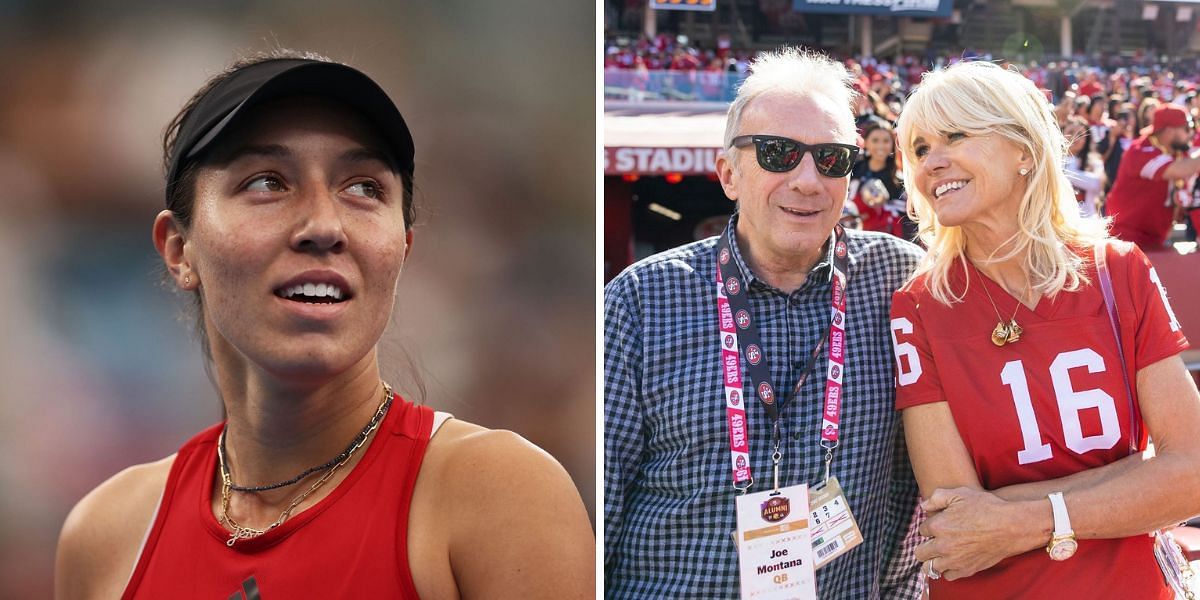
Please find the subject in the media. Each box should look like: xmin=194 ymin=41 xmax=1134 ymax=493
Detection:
xmin=979 ymin=277 xmax=1024 ymax=346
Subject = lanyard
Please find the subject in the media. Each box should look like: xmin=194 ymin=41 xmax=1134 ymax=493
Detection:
xmin=716 ymin=224 xmax=851 ymax=494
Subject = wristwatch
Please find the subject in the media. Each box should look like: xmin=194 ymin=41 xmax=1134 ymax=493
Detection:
xmin=1045 ymin=492 xmax=1078 ymax=561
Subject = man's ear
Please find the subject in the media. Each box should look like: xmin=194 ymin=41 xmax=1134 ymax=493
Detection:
xmin=715 ymin=151 xmax=740 ymax=203
xmin=152 ymin=210 xmax=197 ymax=290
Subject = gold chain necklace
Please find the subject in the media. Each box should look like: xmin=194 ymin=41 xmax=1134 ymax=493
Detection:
xmin=217 ymin=382 xmax=393 ymax=547
xmin=978 ymin=277 xmax=1024 ymax=346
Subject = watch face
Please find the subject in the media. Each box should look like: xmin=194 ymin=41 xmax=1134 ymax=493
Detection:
xmin=1049 ymin=538 xmax=1078 ymax=561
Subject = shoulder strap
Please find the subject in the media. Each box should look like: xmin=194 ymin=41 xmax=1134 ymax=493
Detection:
xmin=1093 ymin=242 xmax=1140 ymax=455
xmin=430 ymin=411 xmax=454 ymax=438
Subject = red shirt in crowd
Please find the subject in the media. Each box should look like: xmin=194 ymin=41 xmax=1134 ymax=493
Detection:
xmin=1106 ymin=135 xmax=1177 ymax=250
xmin=1077 ymin=78 xmax=1102 ymax=98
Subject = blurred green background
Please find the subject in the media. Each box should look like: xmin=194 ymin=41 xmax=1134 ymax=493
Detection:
xmin=0 ymin=1 xmax=595 ymax=595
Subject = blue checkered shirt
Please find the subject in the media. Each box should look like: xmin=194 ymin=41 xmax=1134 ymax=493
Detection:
xmin=604 ymin=220 xmax=926 ymax=599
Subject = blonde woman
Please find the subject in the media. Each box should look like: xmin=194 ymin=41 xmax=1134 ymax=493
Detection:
xmin=888 ymin=60 xmax=1200 ymax=597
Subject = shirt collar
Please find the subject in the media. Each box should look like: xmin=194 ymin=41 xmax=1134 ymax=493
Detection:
xmin=724 ymin=212 xmax=838 ymax=294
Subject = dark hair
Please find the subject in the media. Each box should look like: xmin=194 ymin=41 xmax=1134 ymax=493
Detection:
xmin=1107 ymin=96 xmax=1123 ymax=119
xmin=1063 ymin=115 xmax=1091 ymax=170
xmin=162 ymin=49 xmax=417 ymax=232
xmin=859 ymin=118 xmax=901 ymax=190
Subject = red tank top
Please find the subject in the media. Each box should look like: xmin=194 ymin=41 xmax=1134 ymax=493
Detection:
xmin=122 ymin=397 xmax=434 ymax=599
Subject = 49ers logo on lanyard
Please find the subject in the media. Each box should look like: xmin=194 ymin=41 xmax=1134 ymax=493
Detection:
xmin=736 ymin=310 xmax=751 ymax=329
xmin=715 ymin=222 xmax=851 ymax=492
xmin=746 ymin=345 xmax=763 ymax=365
xmin=758 ymin=382 xmax=775 ymax=404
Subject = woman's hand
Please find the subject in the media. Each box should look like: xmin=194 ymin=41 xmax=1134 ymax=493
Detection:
xmin=915 ymin=487 xmax=1050 ymax=581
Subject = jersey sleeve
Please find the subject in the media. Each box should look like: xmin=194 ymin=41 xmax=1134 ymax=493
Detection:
xmin=890 ymin=287 xmax=946 ymax=410
xmin=1138 ymin=151 xmax=1174 ymax=181
xmin=1121 ymin=243 xmax=1190 ymax=370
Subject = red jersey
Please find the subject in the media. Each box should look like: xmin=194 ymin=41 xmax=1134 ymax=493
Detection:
xmin=1077 ymin=79 xmax=1102 ymax=99
xmin=122 ymin=397 xmax=435 ymax=599
xmin=1107 ymin=135 xmax=1176 ymax=250
xmin=890 ymin=242 xmax=1187 ymax=599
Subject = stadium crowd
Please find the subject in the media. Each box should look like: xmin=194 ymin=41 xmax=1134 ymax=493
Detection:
xmin=606 ymin=32 xmax=1200 ymax=252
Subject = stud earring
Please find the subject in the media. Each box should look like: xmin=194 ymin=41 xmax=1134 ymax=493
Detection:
xmin=184 ymin=275 xmax=191 ymax=286
xmin=1019 ymin=168 xmax=1030 ymax=176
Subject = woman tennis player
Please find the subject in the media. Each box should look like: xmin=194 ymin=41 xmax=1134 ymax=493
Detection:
xmin=54 ymin=51 xmax=594 ymax=599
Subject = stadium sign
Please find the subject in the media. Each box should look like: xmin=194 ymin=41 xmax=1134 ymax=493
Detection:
xmin=651 ymin=0 xmax=716 ymax=12
xmin=604 ymin=146 xmax=720 ymax=175
xmin=792 ymin=0 xmax=952 ymax=17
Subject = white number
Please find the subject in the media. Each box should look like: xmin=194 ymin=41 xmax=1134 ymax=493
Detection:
xmin=1001 ymin=361 xmax=1052 ymax=464
xmin=1003 ymin=349 xmax=1120 ymax=465
xmin=1051 ymin=349 xmax=1121 ymax=454
xmin=1148 ymin=266 xmax=1181 ymax=332
xmin=890 ymin=317 xmax=922 ymax=386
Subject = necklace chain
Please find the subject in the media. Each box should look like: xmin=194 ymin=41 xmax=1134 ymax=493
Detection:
xmin=217 ymin=382 xmax=393 ymax=547
xmin=220 ymin=384 xmax=394 ymax=492
xmin=977 ymin=273 xmax=1025 ymax=346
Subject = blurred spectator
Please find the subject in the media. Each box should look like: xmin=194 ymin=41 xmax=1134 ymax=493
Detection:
xmin=1107 ymin=105 xmax=1200 ymax=250
xmin=849 ymin=117 xmax=908 ymax=238
xmin=1106 ymin=95 xmax=1125 ymax=122
xmin=1138 ymin=95 xmax=1161 ymax=134
xmin=839 ymin=200 xmax=863 ymax=230
xmin=1097 ymin=108 xmax=1134 ymax=194
xmin=1055 ymin=90 xmax=1077 ymax=127
xmin=1073 ymin=94 xmax=1092 ymax=121
xmin=853 ymin=80 xmax=877 ymax=132
xmin=1087 ymin=95 xmax=1109 ymax=142
xmin=1078 ymin=69 xmax=1103 ymax=97
xmin=1062 ymin=115 xmax=1104 ymax=217
xmin=699 ymin=56 xmax=728 ymax=100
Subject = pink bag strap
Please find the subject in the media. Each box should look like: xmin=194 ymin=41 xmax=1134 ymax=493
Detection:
xmin=1093 ymin=242 xmax=1140 ymax=455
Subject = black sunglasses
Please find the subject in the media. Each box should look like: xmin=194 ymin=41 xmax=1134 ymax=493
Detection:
xmin=730 ymin=135 xmax=860 ymax=177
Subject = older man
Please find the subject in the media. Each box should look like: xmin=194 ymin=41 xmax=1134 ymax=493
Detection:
xmin=604 ymin=47 xmax=924 ymax=598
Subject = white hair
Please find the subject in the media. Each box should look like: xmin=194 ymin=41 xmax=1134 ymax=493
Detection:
xmin=723 ymin=47 xmax=859 ymax=149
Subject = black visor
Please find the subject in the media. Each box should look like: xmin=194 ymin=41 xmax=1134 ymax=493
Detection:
xmin=165 ymin=59 xmax=414 ymax=204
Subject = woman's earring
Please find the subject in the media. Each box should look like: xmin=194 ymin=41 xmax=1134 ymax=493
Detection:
xmin=184 ymin=275 xmax=191 ymax=287
xmin=1019 ymin=168 xmax=1030 ymax=176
